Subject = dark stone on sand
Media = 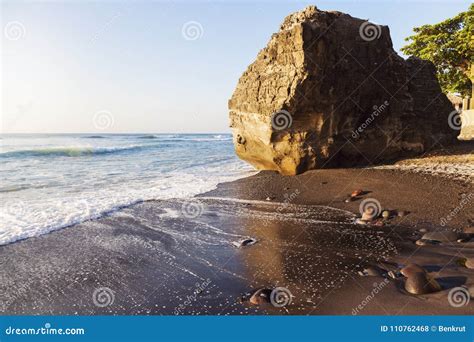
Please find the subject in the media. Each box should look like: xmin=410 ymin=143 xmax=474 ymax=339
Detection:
xmin=370 ymin=219 xmax=385 ymax=227
xmin=421 ymin=231 xmax=458 ymax=243
xmin=361 ymin=208 xmax=378 ymax=221
xmin=415 ymin=239 xmax=440 ymax=246
xmin=248 ymin=288 xmax=272 ymax=305
xmin=358 ymin=266 xmax=387 ymax=277
xmin=388 ymin=270 xmax=401 ymax=279
xmin=232 ymin=238 xmax=258 ymax=248
xmin=465 ymin=258 xmax=474 ymax=270
xmin=404 ymin=272 xmax=442 ymax=295
xmin=400 ymin=263 xmax=425 ymax=277
xmin=397 ymin=210 xmax=408 ymax=217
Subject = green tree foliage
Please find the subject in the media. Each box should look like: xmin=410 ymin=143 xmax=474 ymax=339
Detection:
xmin=401 ymin=4 xmax=473 ymax=96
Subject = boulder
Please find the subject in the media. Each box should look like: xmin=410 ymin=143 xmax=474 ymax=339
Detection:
xmin=404 ymin=272 xmax=442 ymax=295
xmin=249 ymin=288 xmax=272 ymax=305
xmin=229 ymin=6 xmax=457 ymax=175
xmin=400 ymin=263 xmax=425 ymax=277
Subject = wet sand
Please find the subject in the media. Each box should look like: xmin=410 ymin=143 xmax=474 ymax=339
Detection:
xmin=0 ymin=147 xmax=473 ymax=315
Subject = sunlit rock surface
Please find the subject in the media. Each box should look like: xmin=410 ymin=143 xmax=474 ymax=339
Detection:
xmin=229 ymin=6 xmax=457 ymax=175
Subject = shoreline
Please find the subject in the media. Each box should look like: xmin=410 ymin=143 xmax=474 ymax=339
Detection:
xmin=202 ymin=165 xmax=473 ymax=315
xmin=1 ymin=145 xmax=473 ymax=315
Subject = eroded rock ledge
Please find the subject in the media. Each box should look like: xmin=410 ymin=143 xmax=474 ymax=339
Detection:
xmin=229 ymin=6 xmax=457 ymax=175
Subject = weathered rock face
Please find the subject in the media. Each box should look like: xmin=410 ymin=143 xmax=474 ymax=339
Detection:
xmin=229 ymin=6 xmax=458 ymax=175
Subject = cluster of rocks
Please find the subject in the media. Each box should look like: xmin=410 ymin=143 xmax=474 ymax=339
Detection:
xmin=229 ymin=5 xmax=457 ymax=175
xmin=359 ymin=258 xmax=474 ymax=296
xmin=358 ymin=263 xmax=442 ymax=295
xmin=346 ymin=188 xmax=407 ymax=226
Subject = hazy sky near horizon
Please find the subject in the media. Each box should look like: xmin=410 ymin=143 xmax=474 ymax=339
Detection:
xmin=1 ymin=0 xmax=470 ymax=134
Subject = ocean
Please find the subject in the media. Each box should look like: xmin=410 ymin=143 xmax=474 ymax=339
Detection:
xmin=0 ymin=134 xmax=402 ymax=315
xmin=0 ymin=133 xmax=254 ymax=246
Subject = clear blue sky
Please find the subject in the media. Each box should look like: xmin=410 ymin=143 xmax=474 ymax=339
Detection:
xmin=1 ymin=0 xmax=470 ymax=133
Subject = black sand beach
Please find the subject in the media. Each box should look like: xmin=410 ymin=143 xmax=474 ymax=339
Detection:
xmin=1 ymin=145 xmax=473 ymax=315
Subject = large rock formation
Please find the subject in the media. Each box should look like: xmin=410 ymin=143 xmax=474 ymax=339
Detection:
xmin=229 ymin=6 xmax=458 ymax=175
